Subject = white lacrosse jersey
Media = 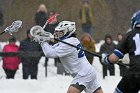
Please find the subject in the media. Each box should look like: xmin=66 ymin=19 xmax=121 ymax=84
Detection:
xmin=41 ymin=37 xmax=94 ymax=76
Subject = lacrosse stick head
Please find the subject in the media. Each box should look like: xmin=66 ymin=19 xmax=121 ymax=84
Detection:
xmin=4 ymin=20 xmax=22 ymax=35
xmin=30 ymin=25 xmax=54 ymax=43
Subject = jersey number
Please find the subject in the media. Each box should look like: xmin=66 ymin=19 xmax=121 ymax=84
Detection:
xmin=133 ymin=34 xmax=140 ymax=55
xmin=77 ymin=44 xmax=85 ymax=58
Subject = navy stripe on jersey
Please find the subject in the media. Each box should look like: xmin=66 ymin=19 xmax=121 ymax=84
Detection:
xmin=114 ymin=49 xmax=124 ymax=59
xmin=115 ymin=87 xmax=123 ymax=93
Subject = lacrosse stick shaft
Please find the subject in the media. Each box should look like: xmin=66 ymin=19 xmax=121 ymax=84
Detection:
xmin=54 ymin=38 xmax=129 ymax=68
xmin=54 ymin=38 xmax=102 ymax=57
xmin=0 ymin=31 xmax=5 ymax=35
xmin=43 ymin=22 xmax=48 ymax=29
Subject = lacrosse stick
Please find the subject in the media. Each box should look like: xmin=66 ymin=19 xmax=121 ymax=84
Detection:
xmin=0 ymin=20 xmax=22 ymax=35
xmin=56 ymin=38 xmax=129 ymax=68
xmin=30 ymin=13 xmax=59 ymax=42
xmin=30 ymin=25 xmax=54 ymax=43
xmin=43 ymin=13 xmax=59 ymax=29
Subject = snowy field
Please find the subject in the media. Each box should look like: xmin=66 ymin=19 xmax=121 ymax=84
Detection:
xmin=0 ymin=41 xmax=138 ymax=93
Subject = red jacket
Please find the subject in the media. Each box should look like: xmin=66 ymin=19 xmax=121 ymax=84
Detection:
xmin=2 ymin=43 xmax=20 ymax=70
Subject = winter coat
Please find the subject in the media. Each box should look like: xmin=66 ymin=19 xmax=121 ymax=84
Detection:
xmin=100 ymin=43 xmax=116 ymax=54
xmin=19 ymin=38 xmax=42 ymax=65
xmin=80 ymin=34 xmax=96 ymax=64
xmin=81 ymin=39 xmax=96 ymax=52
xmin=100 ymin=36 xmax=116 ymax=65
xmin=34 ymin=11 xmax=48 ymax=27
xmin=0 ymin=10 xmax=4 ymax=26
xmin=44 ymin=22 xmax=59 ymax=34
xmin=100 ymin=34 xmax=116 ymax=54
xmin=2 ymin=43 xmax=20 ymax=70
xmin=80 ymin=5 xmax=94 ymax=26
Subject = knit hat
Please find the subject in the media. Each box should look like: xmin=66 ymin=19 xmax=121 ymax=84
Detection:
xmin=105 ymin=34 xmax=112 ymax=40
xmin=82 ymin=0 xmax=90 ymax=3
xmin=8 ymin=36 xmax=16 ymax=42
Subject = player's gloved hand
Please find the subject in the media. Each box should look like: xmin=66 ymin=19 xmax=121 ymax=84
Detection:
xmin=101 ymin=53 xmax=111 ymax=64
xmin=30 ymin=25 xmax=54 ymax=44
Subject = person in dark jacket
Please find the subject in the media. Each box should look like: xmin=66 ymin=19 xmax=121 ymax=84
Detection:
xmin=34 ymin=4 xmax=49 ymax=77
xmin=2 ymin=36 xmax=20 ymax=79
xmin=44 ymin=11 xmax=59 ymax=34
xmin=100 ymin=34 xmax=116 ymax=79
xmin=34 ymin=4 xmax=48 ymax=27
xmin=116 ymin=33 xmax=129 ymax=77
xmin=0 ymin=9 xmax=4 ymax=27
xmin=19 ymin=30 xmax=42 ymax=79
xmin=44 ymin=11 xmax=69 ymax=76
xmin=44 ymin=11 xmax=59 ymax=66
xmin=43 ymin=11 xmax=59 ymax=77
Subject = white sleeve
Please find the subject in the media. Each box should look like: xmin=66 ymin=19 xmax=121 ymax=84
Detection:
xmin=41 ymin=42 xmax=75 ymax=58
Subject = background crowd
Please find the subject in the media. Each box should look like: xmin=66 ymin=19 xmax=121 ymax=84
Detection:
xmin=0 ymin=0 xmax=130 ymax=80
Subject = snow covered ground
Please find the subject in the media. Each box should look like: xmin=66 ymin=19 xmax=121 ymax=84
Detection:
xmin=0 ymin=41 xmax=138 ymax=93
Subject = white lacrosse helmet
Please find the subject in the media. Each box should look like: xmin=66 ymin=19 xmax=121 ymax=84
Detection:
xmin=55 ymin=21 xmax=76 ymax=38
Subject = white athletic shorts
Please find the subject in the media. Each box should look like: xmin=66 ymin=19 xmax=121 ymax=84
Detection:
xmin=71 ymin=69 xmax=100 ymax=93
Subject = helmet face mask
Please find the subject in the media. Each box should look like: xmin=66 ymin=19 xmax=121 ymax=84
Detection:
xmin=54 ymin=21 xmax=76 ymax=39
xmin=54 ymin=30 xmax=64 ymax=39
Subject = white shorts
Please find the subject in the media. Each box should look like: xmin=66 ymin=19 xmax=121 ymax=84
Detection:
xmin=71 ymin=70 xmax=100 ymax=93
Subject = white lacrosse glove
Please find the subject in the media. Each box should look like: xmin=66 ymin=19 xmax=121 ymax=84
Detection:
xmin=30 ymin=25 xmax=54 ymax=44
xmin=101 ymin=53 xmax=111 ymax=64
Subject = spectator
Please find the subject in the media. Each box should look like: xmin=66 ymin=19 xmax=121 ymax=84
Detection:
xmin=80 ymin=1 xmax=94 ymax=37
xmin=34 ymin=4 xmax=48 ymax=27
xmin=117 ymin=33 xmax=129 ymax=77
xmin=34 ymin=4 xmax=48 ymax=77
xmin=44 ymin=11 xmax=59 ymax=76
xmin=100 ymin=34 xmax=116 ymax=79
xmin=0 ymin=43 xmax=2 ymax=62
xmin=80 ymin=33 xmax=96 ymax=64
xmin=2 ymin=36 xmax=20 ymax=79
xmin=0 ymin=9 xmax=4 ymax=27
xmin=45 ymin=11 xmax=69 ymax=75
xmin=19 ymin=29 xmax=42 ymax=79
xmin=117 ymin=33 xmax=123 ymax=42
xmin=56 ymin=58 xmax=70 ymax=76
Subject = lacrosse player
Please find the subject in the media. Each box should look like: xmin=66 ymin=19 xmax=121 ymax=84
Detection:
xmin=30 ymin=21 xmax=103 ymax=93
xmin=102 ymin=10 xmax=140 ymax=93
